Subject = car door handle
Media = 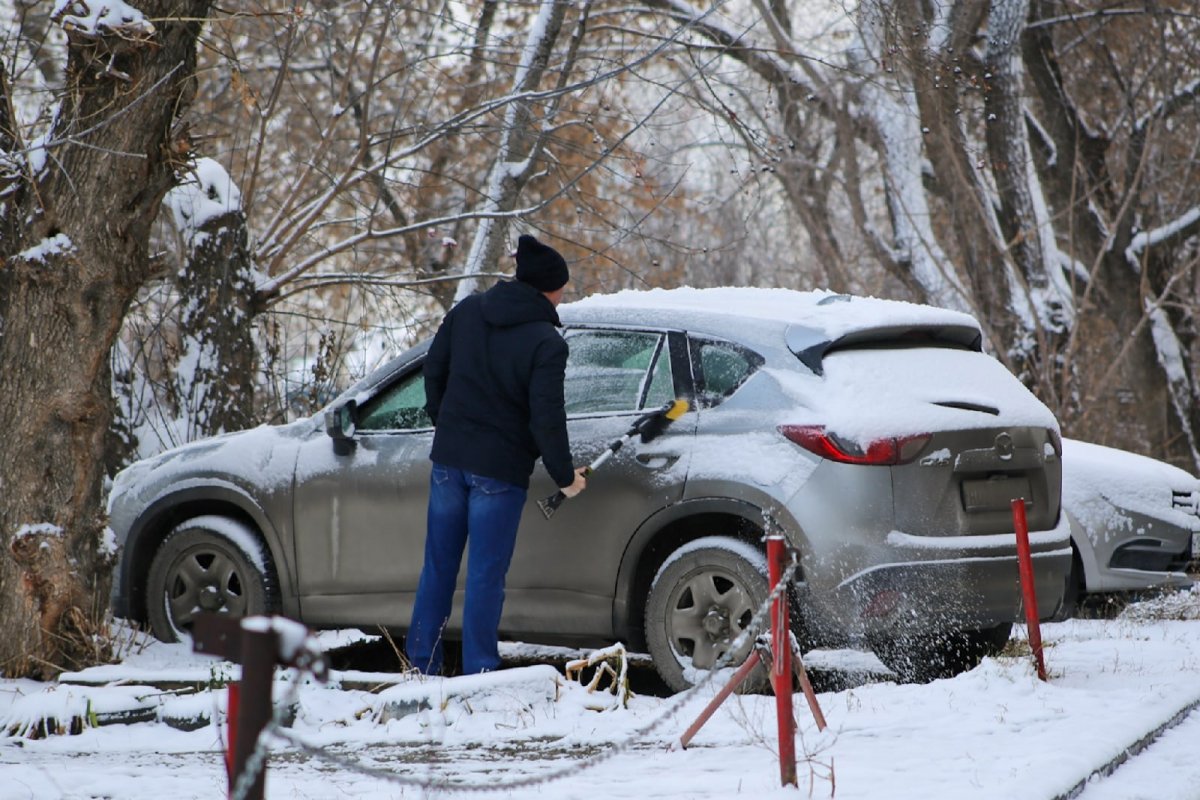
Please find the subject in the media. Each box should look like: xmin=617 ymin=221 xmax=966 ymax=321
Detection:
xmin=635 ymin=453 xmax=679 ymax=469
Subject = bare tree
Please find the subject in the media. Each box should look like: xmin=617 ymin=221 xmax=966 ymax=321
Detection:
xmin=1022 ymin=0 xmax=1200 ymax=463
xmin=116 ymin=0 xmax=717 ymax=454
xmin=634 ymin=0 xmax=1200 ymax=467
xmin=0 ymin=0 xmax=214 ymax=677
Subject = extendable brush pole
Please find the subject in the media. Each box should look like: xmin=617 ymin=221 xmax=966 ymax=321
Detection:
xmin=537 ymin=398 xmax=689 ymax=520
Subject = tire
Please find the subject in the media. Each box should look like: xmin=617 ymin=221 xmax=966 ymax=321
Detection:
xmin=869 ymin=622 xmax=1013 ymax=684
xmin=645 ymin=537 xmax=772 ymax=694
xmin=146 ymin=516 xmax=280 ymax=642
xmin=1050 ymin=546 xmax=1085 ymax=622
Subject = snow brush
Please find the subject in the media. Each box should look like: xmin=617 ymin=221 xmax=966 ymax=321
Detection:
xmin=537 ymin=398 xmax=689 ymax=520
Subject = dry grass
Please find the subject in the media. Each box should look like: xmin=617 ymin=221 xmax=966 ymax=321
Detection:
xmin=1118 ymin=585 xmax=1200 ymax=622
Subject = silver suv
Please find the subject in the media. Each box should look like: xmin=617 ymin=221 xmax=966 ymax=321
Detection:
xmin=108 ymin=288 xmax=1071 ymax=686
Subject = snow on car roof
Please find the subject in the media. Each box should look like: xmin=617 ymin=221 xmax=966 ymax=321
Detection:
xmin=565 ymin=286 xmax=981 ymax=339
xmin=569 ymin=286 xmax=1055 ymax=445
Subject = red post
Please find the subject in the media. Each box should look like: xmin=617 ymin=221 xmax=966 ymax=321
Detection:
xmin=676 ymin=538 xmax=823 ymax=767
xmin=767 ymin=535 xmax=798 ymax=787
xmin=230 ymin=625 xmax=279 ymax=800
xmin=793 ymin=647 xmax=827 ymax=732
xmin=679 ymin=650 xmax=763 ymax=749
xmin=194 ymin=614 xmax=328 ymax=800
xmin=1011 ymin=498 xmax=1048 ymax=681
xmin=225 ymin=682 xmax=239 ymax=781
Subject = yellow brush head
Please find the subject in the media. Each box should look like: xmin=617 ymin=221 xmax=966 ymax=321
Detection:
xmin=665 ymin=398 xmax=689 ymax=420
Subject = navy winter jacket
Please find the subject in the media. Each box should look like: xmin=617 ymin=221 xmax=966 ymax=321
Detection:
xmin=423 ymin=280 xmax=575 ymax=490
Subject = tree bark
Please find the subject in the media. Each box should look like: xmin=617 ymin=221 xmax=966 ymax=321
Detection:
xmin=0 ymin=0 xmax=213 ymax=678
xmin=176 ymin=206 xmax=258 ymax=437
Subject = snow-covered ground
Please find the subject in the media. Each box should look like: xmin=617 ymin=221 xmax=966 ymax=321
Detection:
xmin=3 ymin=591 xmax=1200 ymax=800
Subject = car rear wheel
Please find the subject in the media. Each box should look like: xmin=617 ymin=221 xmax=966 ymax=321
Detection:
xmin=146 ymin=516 xmax=280 ymax=642
xmin=868 ymin=622 xmax=1013 ymax=683
xmin=645 ymin=537 xmax=772 ymax=694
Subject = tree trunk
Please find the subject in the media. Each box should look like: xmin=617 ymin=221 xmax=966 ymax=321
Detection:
xmin=1018 ymin=2 xmax=1191 ymax=463
xmin=1065 ymin=256 xmax=1171 ymax=455
xmin=176 ymin=209 xmax=258 ymax=436
xmin=0 ymin=0 xmax=212 ymax=678
xmin=166 ymin=160 xmax=258 ymax=438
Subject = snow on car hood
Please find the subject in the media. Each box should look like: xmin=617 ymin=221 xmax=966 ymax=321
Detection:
xmin=1062 ymin=438 xmax=1200 ymax=535
xmin=106 ymin=422 xmax=310 ymax=518
xmin=766 ymin=345 xmax=1059 ymax=443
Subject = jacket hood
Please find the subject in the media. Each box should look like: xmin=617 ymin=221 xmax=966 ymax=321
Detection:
xmin=480 ymin=280 xmax=562 ymax=328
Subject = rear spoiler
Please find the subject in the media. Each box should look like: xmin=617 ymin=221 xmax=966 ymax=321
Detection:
xmin=786 ymin=323 xmax=983 ymax=376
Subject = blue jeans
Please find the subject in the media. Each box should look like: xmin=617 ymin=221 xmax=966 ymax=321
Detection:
xmin=406 ymin=463 xmax=528 ymax=675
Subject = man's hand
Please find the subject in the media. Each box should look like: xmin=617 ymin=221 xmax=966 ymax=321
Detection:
xmin=561 ymin=467 xmax=588 ymax=498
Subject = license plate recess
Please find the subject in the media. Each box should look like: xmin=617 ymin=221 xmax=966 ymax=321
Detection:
xmin=961 ymin=477 xmax=1033 ymax=513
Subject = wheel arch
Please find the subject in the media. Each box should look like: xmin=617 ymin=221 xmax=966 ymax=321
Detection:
xmin=612 ymin=498 xmax=774 ymax=650
xmin=1065 ymin=511 xmax=1099 ymax=593
xmin=117 ymin=483 xmax=292 ymax=625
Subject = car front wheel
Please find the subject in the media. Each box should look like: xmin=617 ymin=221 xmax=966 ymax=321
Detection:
xmin=146 ymin=516 xmax=280 ymax=642
xmin=645 ymin=536 xmax=773 ymax=694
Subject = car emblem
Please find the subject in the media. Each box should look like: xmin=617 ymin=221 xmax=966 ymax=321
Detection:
xmin=995 ymin=432 xmax=1014 ymax=460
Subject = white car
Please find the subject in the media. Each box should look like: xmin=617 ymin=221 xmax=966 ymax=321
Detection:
xmin=1060 ymin=439 xmax=1199 ymax=613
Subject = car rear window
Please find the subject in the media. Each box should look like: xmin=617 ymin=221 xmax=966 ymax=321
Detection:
xmin=788 ymin=324 xmax=981 ymax=375
xmin=689 ymin=337 xmax=763 ymax=407
xmin=806 ymin=344 xmax=1057 ymax=441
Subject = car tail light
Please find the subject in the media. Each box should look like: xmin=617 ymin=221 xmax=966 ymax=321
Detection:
xmin=778 ymin=424 xmax=931 ymax=466
xmin=861 ymin=589 xmax=903 ymax=619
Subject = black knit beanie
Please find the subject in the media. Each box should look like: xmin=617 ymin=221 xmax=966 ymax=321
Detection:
xmin=515 ymin=234 xmax=569 ymax=292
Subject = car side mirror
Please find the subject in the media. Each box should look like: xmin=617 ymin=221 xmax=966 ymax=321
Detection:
xmin=325 ymin=399 xmax=358 ymax=455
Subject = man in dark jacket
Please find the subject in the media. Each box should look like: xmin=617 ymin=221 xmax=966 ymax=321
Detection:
xmin=406 ymin=234 xmax=587 ymax=675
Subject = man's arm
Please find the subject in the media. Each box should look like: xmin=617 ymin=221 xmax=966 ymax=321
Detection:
xmin=423 ymin=311 xmax=454 ymax=425
xmin=528 ymin=335 xmax=575 ymax=488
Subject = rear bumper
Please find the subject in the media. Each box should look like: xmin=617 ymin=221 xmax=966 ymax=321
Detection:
xmin=811 ymin=517 xmax=1072 ymax=636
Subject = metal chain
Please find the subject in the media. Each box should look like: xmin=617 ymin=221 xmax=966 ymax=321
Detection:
xmin=230 ymin=559 xmax=801 ymax=795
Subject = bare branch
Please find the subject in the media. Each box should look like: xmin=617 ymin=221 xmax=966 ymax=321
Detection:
xmin=1124 ymin=207 xmax=1200 ymax=265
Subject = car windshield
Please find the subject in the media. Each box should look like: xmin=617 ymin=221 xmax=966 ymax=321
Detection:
xmin=326 ymin=339 xmax=432 ymax=412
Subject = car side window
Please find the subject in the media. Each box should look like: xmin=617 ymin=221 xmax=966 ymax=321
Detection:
xmin=357 ymin=368 xmax=433 ymax=431
xmin=564 ymin=330 xmax=668 ymax=414
xmin=690 ymin=337 xmax=762 ymax=407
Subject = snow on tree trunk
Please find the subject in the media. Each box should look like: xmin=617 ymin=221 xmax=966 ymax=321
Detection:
xmin=0 ymin=0 xmax=213 ymax=678
xmin=853 ymin=2 xmax=972 ymax=316
xmin=455 ymin=1 xmax=571 ymax=302
xmin=166 ymin=158 xmax=257 ymax=441
xmin=978 ymin=0 xmax=1073 ymax=404
xmin=983 ymin=0 xmax=1070 ymax=334
xmin=1147 ymin=302 xmax=1200 ymax=472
